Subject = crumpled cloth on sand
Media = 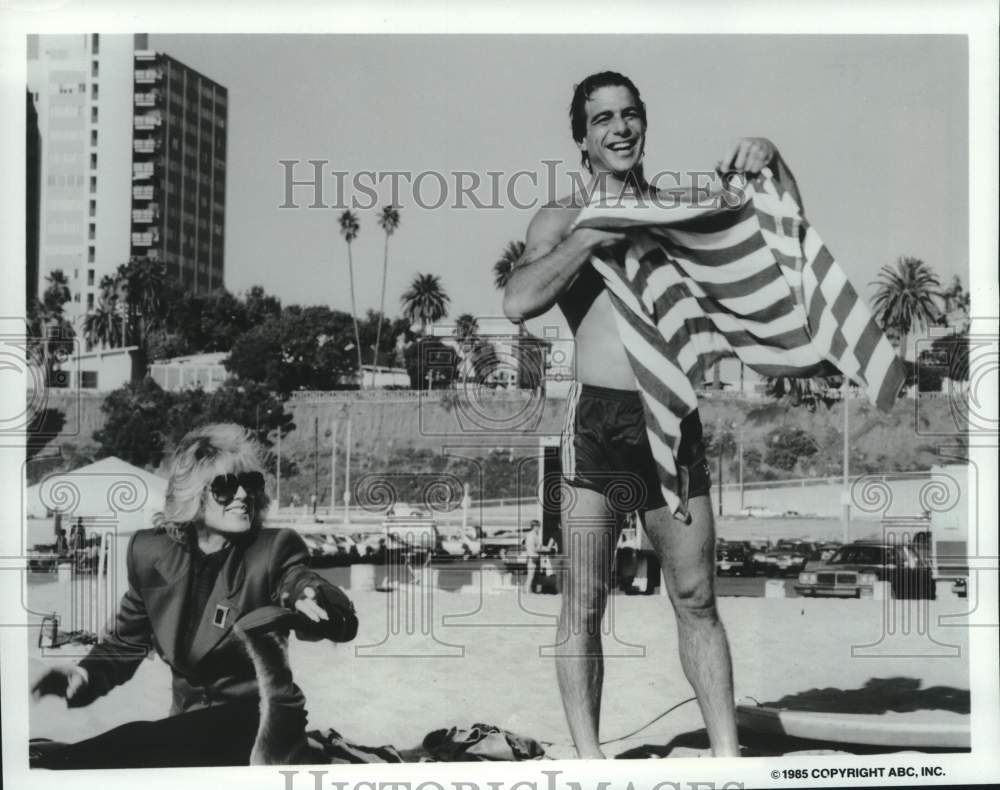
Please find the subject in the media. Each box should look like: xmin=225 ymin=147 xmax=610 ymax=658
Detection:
xmin=306 ymin=723 xmax=546 ymax=763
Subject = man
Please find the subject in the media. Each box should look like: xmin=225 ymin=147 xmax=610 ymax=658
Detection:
xmin=503 ymin=71 xmax=799 ymax=758
xmin=524 ymin=519 xmax=557 ymax=593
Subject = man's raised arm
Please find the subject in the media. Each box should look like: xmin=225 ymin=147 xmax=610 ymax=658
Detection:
xmin=502 ymin=206 xmax=625 ymax=322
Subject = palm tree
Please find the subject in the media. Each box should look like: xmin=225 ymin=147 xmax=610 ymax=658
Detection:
xmin=372 ymin=205 xmax=401 ymax=386
xmin=400 ymin=273 xmax=450 ymax=335
xmin=83 ymin=298 xmax=122 ymax=350
xmin=493 ymin=240 xmax=524 ymax=291
xmin=871 ymin=256 xmax=942 ymax=362
xmin=939 ymin=274 xmax=969 ymax=328
xmin=114 ymin=258 xmax=168 ymax=379
xmin=338 ymin=210 xmax=364 ymax=387
xmin=454 ymin=313 xmax=479 ymax=343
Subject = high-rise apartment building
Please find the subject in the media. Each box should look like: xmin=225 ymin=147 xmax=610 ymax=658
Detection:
xmin=27 ymin=33 xmax=227 ymax=328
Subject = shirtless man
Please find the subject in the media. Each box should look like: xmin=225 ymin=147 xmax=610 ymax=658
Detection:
xmin=503 ymin=71 xmax=794 ymax=758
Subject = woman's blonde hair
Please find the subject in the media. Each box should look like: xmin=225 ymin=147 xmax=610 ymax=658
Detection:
xmin=155 ymin=423 xmax=270 ymax=543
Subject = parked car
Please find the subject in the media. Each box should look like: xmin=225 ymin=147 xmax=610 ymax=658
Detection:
xmin=795 ymin=540 xmax=935 ymax=599
xmin=716 ymin=542 xmax=752 ymax=576
xmin=764 ymin=540 xmax=811 ymax=577
xmin=802 ymin=542 xmax=842 ymax=569
xmin=438 ymin=528 xmax=482 ymax=559
xmin=738 ymin=505 xmax=779 ymax=518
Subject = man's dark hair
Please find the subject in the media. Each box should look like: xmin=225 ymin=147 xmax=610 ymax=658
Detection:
xmin=569 ymin=71 xmax=647 ymax=172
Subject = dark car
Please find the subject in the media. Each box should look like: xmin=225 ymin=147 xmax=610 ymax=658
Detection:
xmin=716 ymin=542 xmax=752 ymax=576
xmin=795 ymin=540 xmax=935 ymax=599
xmin=763 ymin=540 xmax=812 ymax=577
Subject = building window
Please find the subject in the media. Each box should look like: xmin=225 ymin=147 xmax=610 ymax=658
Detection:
xmin=80 ymin=370 xmax=98 ymax=389
xmin=79 ymin=82 xmax=86 ymax=93
xmin=91 ymin=106 xmax=98 ymax=123
xmin=89 ymin=199 xmax=96 ymax=217
xmin=88 ymin=246 xmax=95 ymax=263
xmin=88 ymin=224 xmax=95 ymax=240
xmin=90 ymin=176 xmax=97 ymax=194
xmin=74 ymin=293 xmax=80 ymax=302
xmin=87 ymin=293 xmax=94 ymax=309
xmin=91 ymin=84 xmax=99 ymax=100
xmin=90 ymin=153 xmax=97 ymax=169
xmin=87 ymin=269 xmax=95 ymax=286
xmin=92 ymin=60 xmax=98 ymax=78
xmin=90 ymin=129 xmax=97 ymax=146
xmin=91 ymin=34 xmax=99 ymax=54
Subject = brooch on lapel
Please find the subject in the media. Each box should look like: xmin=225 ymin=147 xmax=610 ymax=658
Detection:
xmin=212 ymin=604 xmax=231 ymax=629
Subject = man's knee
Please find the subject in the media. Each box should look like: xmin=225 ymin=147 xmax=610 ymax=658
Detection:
xmin=668 ymin=575 xmax=717 ymax=620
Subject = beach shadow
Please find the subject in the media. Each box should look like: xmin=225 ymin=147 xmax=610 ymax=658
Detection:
xmin=615 ymin=677 xmax=970 ymax=758
xmin=760 ymin=676 xmax=969 ymax=715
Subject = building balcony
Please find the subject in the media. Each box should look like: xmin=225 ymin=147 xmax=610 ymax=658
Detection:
xmin=132 ymin=185 xmax=155 ymax=201
xmin=134 ymin=50 xmax=157 ymax=62
xmin=132 ymin=208 xmax=158 ymax=224
xmin=132 ymin=163 xmax=156 ymax=180
xmin=134 ymin=113 xmax=162 ymax=130
xmin=131 ymin=230 xmax=160 ymax=247
xmin=134 ymin=92 xmax=162 ymax=108
xmin=133 ymin=138 xmax=160 ymax=154
xmin=134 ymin=68 xmax=163 ymax=84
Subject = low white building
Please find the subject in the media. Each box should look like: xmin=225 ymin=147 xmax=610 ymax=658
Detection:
xmin=149 ymin=351 xmax=230 ymax=392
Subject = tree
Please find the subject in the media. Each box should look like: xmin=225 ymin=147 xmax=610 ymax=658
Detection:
xmin=95 ymin=258 xmax=176 ymax=379
xmin=29 ymin=270 xmax=76 ymax=385
xmin=225 ymin=306 xmax=360 ymax=394
xmin=403 ymin=336 xmax=458 ymax=390
xmin=93 ymin=377 xmax=174 ymax=468
xmin=401 ymin=273 xmax=450 ymax=335
xmin=493 ymin=240 xmax=524 ymax=290
xmin=871 ymin=256 xmax=942 ymax=362
xmin=338 ymin=210 xmax=364 ymax=387
xmin=372 ymin=205 xmax=401 ymax=385
xmin=764 ymin=374 xmax=841 ymax=411
xmin=83 ymin=298 xmax=124 ymax=351
xmin=764 ymin=426 xmax=819 ymax=472
xmin=939 ymin=275 xmax=970 ymax=323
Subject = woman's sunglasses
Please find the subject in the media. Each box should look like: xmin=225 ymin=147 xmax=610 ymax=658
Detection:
xmin=208 ymin=471 xmax=266 ymax=506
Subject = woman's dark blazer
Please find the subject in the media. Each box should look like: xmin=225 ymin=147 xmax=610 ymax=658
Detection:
xmin=77 ymin=527 xmax=358 ymax=715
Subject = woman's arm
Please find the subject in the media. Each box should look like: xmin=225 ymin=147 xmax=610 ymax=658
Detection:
xmin=73 ymin=532 xmax=155 ymax=703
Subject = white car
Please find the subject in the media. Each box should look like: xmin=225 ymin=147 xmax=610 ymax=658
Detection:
xmin=439 ymin=529 xmax=482 ymax=559
xmin=738 ymin=505 xmax=779 ymax=518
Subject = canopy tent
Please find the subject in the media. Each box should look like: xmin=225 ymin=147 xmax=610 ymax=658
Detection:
xmin=25 ymin=456 xmax=167 ymax=529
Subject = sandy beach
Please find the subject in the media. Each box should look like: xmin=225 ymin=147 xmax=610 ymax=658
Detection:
xmin=28 ymin=581 xmax=971 ymax=759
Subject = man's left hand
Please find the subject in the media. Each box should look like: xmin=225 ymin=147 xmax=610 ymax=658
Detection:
xmin=718 ymin=138 xmax=776 ymax=175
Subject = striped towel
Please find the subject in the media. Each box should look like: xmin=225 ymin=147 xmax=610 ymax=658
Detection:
xmin=572 ymin=169 xmax=905 ymax=516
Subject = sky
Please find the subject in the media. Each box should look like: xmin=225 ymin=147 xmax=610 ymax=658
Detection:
xmin=152 ymin=34 xmax=969 ymax=341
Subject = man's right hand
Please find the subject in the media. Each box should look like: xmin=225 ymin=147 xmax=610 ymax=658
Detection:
xmin=31 ymin=665 xmax=92 ymax=707
xmin=567 ymin=226 xmax=628 ymax=251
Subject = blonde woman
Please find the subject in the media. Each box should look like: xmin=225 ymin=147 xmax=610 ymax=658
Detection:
xmin=31 ymin=423 xmax=358 ymax=768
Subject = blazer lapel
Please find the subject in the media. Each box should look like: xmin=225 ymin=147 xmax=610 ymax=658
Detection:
xmin=187 ymin=542 xmax=248 ymax=664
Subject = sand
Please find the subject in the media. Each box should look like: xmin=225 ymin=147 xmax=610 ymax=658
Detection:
xmin=28 ymin=582 xmax=971 ymax=759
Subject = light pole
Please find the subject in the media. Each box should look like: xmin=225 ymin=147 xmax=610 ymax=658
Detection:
xmin=275 ymin=422 xmax=281 ymax=515
xmin=330 ymin=417 xmax=338 ymax=517
xmin=738 ymin=422 xmax=745 ymax=511
xmin=342 ymin=412 xmax=352 ymax=525
xmin=841 ymin=378 xmax=850 ymax=542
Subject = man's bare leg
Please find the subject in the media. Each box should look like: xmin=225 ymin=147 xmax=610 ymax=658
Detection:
xmin=554 ymin=486 xmax=617 ymax=759
xmin=642 ymin=494 xmax=740 ymax=756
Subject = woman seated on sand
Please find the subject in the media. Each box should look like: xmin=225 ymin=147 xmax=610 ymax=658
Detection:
xmin=31 ymin=423 xmax=358 ymax=768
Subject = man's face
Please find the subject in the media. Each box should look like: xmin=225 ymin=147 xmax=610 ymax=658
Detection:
xmin=578 ymin=84 xmax=646 ymax=178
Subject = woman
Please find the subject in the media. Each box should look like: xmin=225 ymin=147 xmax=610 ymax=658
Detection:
xmin=31 ymin=423 xmax=358 ymax=768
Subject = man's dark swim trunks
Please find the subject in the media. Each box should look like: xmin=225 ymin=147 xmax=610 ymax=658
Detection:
xmin=560 ymin=383 xmax=711 ymax=513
